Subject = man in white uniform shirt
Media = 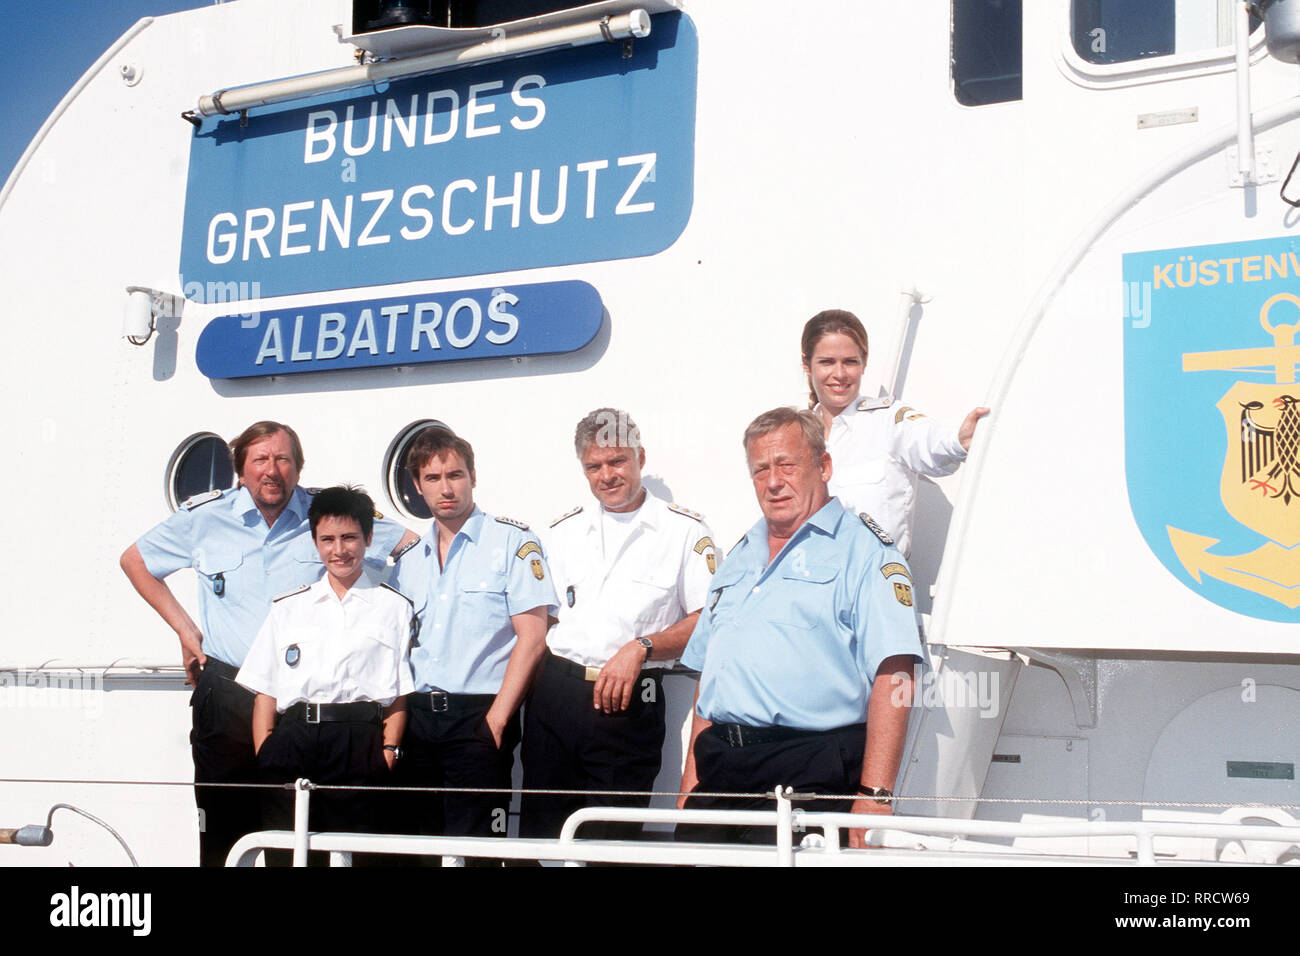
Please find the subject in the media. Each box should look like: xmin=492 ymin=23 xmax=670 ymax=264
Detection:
xmin=520 ymin=408 xmax=717 ymax=840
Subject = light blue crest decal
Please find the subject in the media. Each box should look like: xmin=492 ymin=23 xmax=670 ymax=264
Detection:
xmin=1123 ymin=236 xmax=1300 ymax=622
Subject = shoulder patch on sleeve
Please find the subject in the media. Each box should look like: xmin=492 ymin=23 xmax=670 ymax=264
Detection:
xmin=380 ymin=582 xmax=415 ymax=607
xmin=667 ymin=503 xmax=704 ymax=522
xmin=859 ymin=513 xmax=894 ymax=546
xmin=392 ymin=537 xmax=420 ymax=561
xmin=272 ymin=583 xmax=312 ymax=602
xmin=549 ymin=505 xmax=583 ymax=528
xmin=694 ymin=536 xmax=717 ymax=574
xmin=181 ymin=488 xmax=223 ymax=511
xmin=857 ymin=395 xmax=893 ymax=412
xmin=516 ymin=540 xmax=541 ymax=560
xmin=892 ymin=405 xmax=916 ymax=425
xmin=880 ymin=561 xmax=913 ymax=584
xmin=496 ymin=515 xmax=530 ymax=531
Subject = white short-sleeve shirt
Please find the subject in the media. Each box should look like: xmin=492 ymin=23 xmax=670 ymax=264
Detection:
xmin=236 ymin=577 xmax=416 ymax=711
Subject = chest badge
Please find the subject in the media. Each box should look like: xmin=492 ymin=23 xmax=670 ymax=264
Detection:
xmin=566 ymin=585 xmax=575 ymax=607
xmin=285 ymin=644 xmax=301 ymax=667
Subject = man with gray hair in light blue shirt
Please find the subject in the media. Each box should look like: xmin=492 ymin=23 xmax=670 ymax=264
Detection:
xmin=676 ymin=406 xmax=922 ymax=847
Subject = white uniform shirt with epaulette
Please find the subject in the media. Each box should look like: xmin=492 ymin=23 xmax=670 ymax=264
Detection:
xmin=235 ymin=577 xmax=416 ymax=711
xmin=388 ymin=507 xmax=558 ymax=695
xmin=134 ymin=485 xmax=407 ymax=668
xmin=820 ymin=391 xmax=967 ymax=558
xmin=543 ymin=492 xmax=717 ymax=669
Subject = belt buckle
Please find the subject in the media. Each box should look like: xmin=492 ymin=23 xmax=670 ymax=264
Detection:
xmin=725 ymin=724 xmax=744 ymax=748
xmin=304 ymin=702 xmax=321 ymax=724
xmin=429 ymin=691 xmax=450 ymax=713
xmin=583 ymin=665 xmax=601 ymax=682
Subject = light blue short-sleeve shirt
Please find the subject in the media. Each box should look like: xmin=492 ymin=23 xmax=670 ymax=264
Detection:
xmin=389 ymin=507 xmax=558 ymax=695
xmin=681 ymin=498 xmax=923 ymax=731
xmin=136 ymin=485 xmax=406 ymax=668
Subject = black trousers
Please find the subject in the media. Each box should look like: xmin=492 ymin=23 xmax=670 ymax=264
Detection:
xmin=190 ymin=658 xmax=260 ymax=868
xmin=257 ymin=712 xmax=390 ymax=835
xmin=394 ymin=693 xmax=519 ymax=842
xmin=519 ymin=654 xmax=665 ymax=840
xmin=675 ymin=722 xmax=865 ymax=845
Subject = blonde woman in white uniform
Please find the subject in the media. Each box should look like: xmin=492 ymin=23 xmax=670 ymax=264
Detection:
xmin=801 ymin=309 xmax=988 ymax=558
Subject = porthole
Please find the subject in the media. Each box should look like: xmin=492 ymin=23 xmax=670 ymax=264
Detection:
xmin=384 ymin=419 xmax=451 ymax=520
xmin=166 ymin=432 xmax=235 ymax=511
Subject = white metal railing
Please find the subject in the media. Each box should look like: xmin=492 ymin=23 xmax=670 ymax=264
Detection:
xmin=223 ymin=783 xmax=1300 ymax=867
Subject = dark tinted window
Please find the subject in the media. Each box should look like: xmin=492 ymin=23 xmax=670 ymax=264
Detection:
xmin=355 ymin=1 xmax=590 ymax=31
xmin=170 ymin=434 xmax=234 ymax=510
xmin=1071 ymin=1 xmax=1260 ymax=65
xmin=1072 ymin=0 xmax=1175 ymax=63
xmin=953 ymin=0 xmax=1023 ymax=106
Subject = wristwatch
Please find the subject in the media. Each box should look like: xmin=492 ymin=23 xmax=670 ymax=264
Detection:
xmin=857 ymin=785 xmax=893 ymax=805
xmin=635 ymin=636 xmax=653 ymax=658
xmin=383 ymin=745 xmax=403 ymax=761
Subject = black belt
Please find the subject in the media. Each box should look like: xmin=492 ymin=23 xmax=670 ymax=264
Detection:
xmin=409 ymin=691 xmax=495 ymax=714
xmin=202 ymin=658 xmax=241 ymax=680
xmin=710 ymin=721 xmax=865 ymax=749
xmin=281 ymin=701 xmax=384 ymax=725
xmin=547 ymin=653 xmax=659 ymax=683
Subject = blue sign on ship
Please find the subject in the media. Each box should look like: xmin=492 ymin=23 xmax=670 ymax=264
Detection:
xmin=196 ymin=280 xmax=603 ymax=378
xmin=179 ymin=13 xmax=697 ymax=299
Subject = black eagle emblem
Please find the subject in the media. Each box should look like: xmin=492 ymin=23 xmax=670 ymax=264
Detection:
xmin=1240 ymin=394 xmax=1300 ymax=504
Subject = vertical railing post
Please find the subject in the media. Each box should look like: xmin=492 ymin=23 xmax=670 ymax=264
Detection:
xmin=292 ymin=778 xmax=312 ymax=867
xmin=775 ymin=786 xmax=794 ymax=867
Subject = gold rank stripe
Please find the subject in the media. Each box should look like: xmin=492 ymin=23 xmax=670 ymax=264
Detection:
xmin=880 ymin=562 xmax=912 ymax=584
xmin=516 ymin=541 xmax=541 ymax=560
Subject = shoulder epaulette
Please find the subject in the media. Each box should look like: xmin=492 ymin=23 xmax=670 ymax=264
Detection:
xmin=495 ymin=515 xmax=530 ymax=531
xmin=667 ymin=503 xmax=704 ymax=522
xmin=857 ymin=395 xmax=893 ymax=412
xmin=392 ymin=537 xmax=420 ymax=561
xmin=550 ymin=505 xmax=583 ymax=528
xmin=304 ymin=487 xmax=322 ymax=495
xmin=859 ymin=512 xmax=894 ymax=546
xmin=380 ymin=582 xmax=415 ymax=607
xmin=181 ymin=489 xmax=224 ymax=511
xmin=272 ymin=583 xmax=312 ymax=602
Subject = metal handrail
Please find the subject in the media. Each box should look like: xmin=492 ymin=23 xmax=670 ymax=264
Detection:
xmin=222 ymin=783 xmax=1300 ymax=867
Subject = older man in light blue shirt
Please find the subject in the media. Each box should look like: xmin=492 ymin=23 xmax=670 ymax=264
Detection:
xmin=677 ymin=407 xmax=922 ymax=846
xmin=120 ymin=421 xmax=416 ymax=867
